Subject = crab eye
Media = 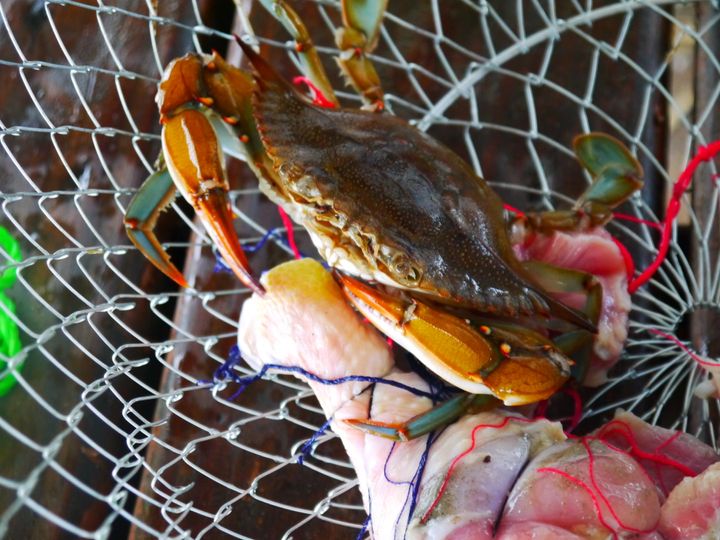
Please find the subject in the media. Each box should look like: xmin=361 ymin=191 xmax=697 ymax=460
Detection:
xmin=391 ymin=252 xmax=421 ymax=287
xmin=293 ymin=174 xmax=322 ymax=200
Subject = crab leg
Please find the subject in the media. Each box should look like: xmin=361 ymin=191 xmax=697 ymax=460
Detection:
xmin=334 ymin=0 xmax=386 ymax=109
xmin=125 ymin=53 xmax=268 ymax=294
xmin=346 ymin=393 xmax=498 ymax=442
xmin=257 ymin=0 xmax=385 ymax=109
xmin=338 ymin=274 xmax=572 ymax=406
xmin=518 ymin=133 xmax=644 ymax=232
xmin=256 ymin=0 xmax=339 ymax=107
xmin=125 ymin=168 xmax=188 ymax=287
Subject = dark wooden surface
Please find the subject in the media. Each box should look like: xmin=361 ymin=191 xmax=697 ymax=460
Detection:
xmin=689 ymin=2 xmax=720 ymax=435
xmin=0 ymin=1 xmax=704 ymax=539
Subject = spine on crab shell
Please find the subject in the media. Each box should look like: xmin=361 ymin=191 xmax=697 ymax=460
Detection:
xmin=235 ymin=37 xmax=305 ymax=98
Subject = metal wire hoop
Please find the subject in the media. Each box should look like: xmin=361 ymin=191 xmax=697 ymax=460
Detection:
xmin=0 ymin=1 xmax=719 ymax=538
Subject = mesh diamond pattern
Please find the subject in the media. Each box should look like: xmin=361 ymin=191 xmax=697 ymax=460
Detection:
xmin=0 ymin=0 xmax=719 ymax=538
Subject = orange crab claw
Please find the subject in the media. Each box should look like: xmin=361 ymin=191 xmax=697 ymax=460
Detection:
xmin=161 ymin=108 xmax=263 ymax=295
xmin=337 ymin=273 xmax=571 ymax=405
xmin=125 ymin=110 xmax=263 ymax=294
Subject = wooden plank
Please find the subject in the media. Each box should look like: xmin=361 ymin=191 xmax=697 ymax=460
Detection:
xmin=689 ymin=3 xmax=720 ymax=439
xmin=0 ymin=1 xmax=200 ymax=537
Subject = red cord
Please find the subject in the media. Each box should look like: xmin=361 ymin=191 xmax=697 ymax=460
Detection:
xmin=595 ymin=422 xmax=696 ymax=477
xmin=536 ymin=466 xmax=618 ymax=539
xmin=580 ymin=438 xmax=657 ymax=535
xmin=612 ymin=212 xmax=662 ymax=231
xmin=292 ymin=76 xmax=336 ymax=108
xmin=277 ymin=206 xmax=302 ymax=259
xmin=628 ymin=141 xmax=720 ymax=293
xmin=648 ymin=328 xmax=720 ymax=367
xmin=421 ymin=416 xmax=542 ymax=523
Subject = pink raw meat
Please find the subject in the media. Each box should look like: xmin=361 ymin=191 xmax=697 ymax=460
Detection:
xmin=237 ymin=259 xmax=719 ymax=540
xmin=237 ymin=259 xmax=566 ymax=540
xmin=659 ymin=462 xmax=720 ymax=539
xmin=513 ymin=227 xmax=631 ymax=386
xmin=596 ymin=410 xmax=719 ymax=499
xmin=497 ymin=437 xmax=661 ymax=539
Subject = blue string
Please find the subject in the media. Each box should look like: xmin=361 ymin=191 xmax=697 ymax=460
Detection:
xmin=213 ymin=228 xmax=282 ymax=273
xmin=355 ymin=513 xmax=371 ymax=540
xmin=213 ymin=346 xmax=441 ymax=401
xmin=297 ymin=417 xmax=333 ymax=465
xmin=406 ymin=431 xmax=438 ymax=526
xmin=213 ymin=347 xmax=442 ymax=537
xmin=405 ymin=354 xmax=455 ymax=403
xmin=378 ymin=430 xmax=438 ymax=539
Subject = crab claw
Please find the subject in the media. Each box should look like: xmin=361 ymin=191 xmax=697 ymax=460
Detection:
xmin=126 ymin=107 xmax=262 ymax=294
xmin=573 ymin=133 xmax=644 ymax=223
xmin=337 ymin=274 xmax=571 ymax=406
xmin=164 ymin=108 xmax=263 ymax=294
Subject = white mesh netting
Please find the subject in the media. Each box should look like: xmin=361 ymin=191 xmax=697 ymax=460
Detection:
xmin=1 ymin=0 xmax=720 ymax=538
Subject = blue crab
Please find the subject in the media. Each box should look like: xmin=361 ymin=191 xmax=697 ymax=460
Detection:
xmin=124 ymin=0 xmax=643 ymax=439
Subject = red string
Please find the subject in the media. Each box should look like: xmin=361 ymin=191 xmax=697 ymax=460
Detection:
xmin=628 ymin=141 xmax=720 ymax=293
xmin=536 ymin=466 xmax=618 ymax=539
xmin=530 ymin=389 xmax=582 ymax=432
xmin=580 ymin=438 xmax=657 ymax=535
xmin=564 ymin=387 xmax=583 ymax=432
xmin=648 ymin=328 xmax=720 ymax=367
xmin=533 ymin=399 xmax=549 ymax=419
xmin=421 ymin=416 xmax=539 ymax=523
xmin=277 ymin=206 xmax=302 ymax=259
xmin=655 ymin=430 xmax=682 ymax=453
xmin=611 ymin=212 xmax=662 ymax=231
xmin=421 ymin=417 xmax=511 ymax=522
xmin=611 ymin=236 xmax=636 ymax=281
xmin=503 ymin=203 xmax=525 ymax=216
xmin=292 ymin=76 xmax=336 ymax=108
xmin=595 ymin=422 xmax=696 ymax=477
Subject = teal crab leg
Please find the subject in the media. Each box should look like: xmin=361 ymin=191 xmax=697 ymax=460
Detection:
xmin=256 ymin=0 xmax=339 ymax=107
xmin=519 ymin=133 xmax=644 ymax=232
xmin=346 ymin=394 xmax=499 ymax=442
xmin=124 ymin=168 xmax=189 ymax=287
xmin=334 ymin=0 xmax=387 ymax=109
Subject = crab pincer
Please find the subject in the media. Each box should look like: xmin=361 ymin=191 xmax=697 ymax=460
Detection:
xmin=124 ymin=53 xmax=264 ymax=295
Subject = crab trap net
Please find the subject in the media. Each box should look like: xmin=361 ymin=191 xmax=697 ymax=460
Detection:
xmin=1 ymin=0 xmax=720 ymax=538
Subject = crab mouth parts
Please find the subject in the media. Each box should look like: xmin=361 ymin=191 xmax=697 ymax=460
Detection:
xmin=260 ymin=170 xmax=425 ymax=291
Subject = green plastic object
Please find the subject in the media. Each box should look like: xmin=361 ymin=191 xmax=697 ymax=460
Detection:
xmin=0 ymin=226 xmax=21 ymax=289
xmin=0 ymin=226 xmax=22 ymax=396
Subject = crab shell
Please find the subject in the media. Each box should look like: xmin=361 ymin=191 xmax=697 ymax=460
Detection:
xmin=247 ymin=45 xmax=590 ymax=329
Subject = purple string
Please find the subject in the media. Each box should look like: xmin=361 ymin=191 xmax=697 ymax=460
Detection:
xmin=406 ymin=431 xmax=438 ymax=526
xmin=355 ymin=513 xmax=371 ymax=540
xmin=377 ymin=430 xmax=438 ymax=539
xmin=214 ymin=346 xmax=441 ymax=401
xmin=297 ymin=417 xmax=333 ymax=465
xmin=213 ymin=347 xmax=442 ymax=538
xmin=213 ymin=228 xmax=281 ymax=273
xmin=405 ymin=354 xmax=454 ymax=402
